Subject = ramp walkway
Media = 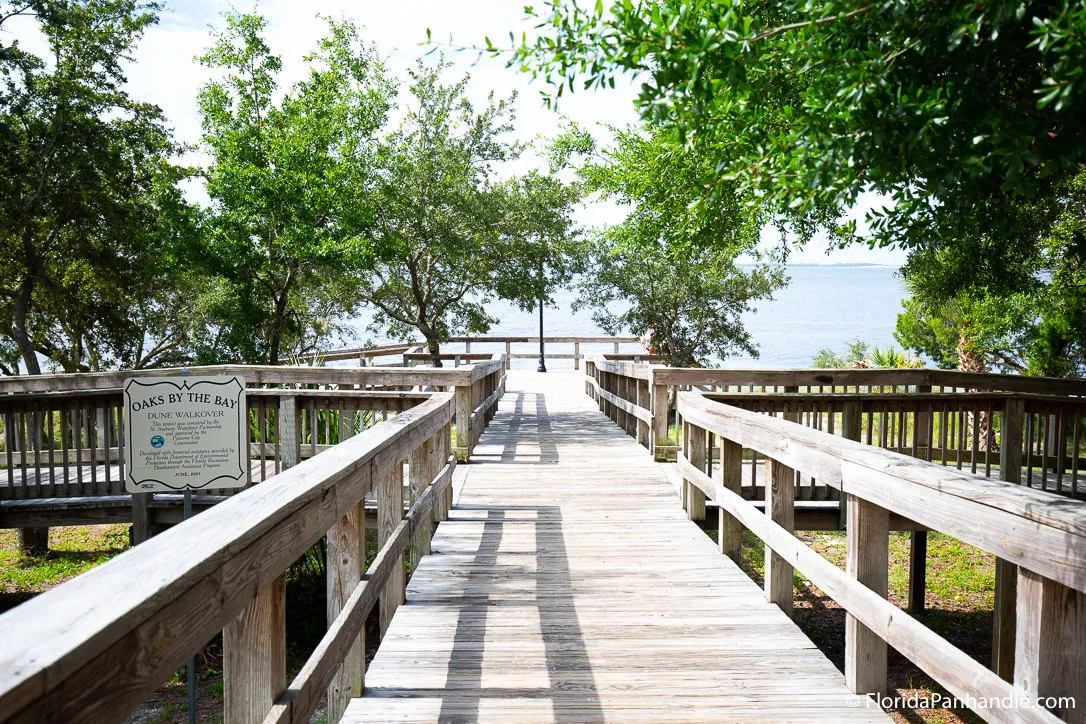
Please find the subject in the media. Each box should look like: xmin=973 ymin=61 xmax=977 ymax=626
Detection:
xmin=344 ymin=371 xmax=885 ymax=722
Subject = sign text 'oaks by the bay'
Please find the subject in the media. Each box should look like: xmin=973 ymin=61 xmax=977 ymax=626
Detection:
xmin=123 ymin=376 xmax=247 ymax=492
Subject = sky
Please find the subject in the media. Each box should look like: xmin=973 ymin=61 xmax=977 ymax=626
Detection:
xmin=15 ymin=0 xmax=907 ymax=266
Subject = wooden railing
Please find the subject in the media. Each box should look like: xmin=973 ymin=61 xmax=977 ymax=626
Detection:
xmin=0 ymin=359 xmax=506 ymax=462
xmin=696 ymin=392 xmax=1086 ymax=498
xmin=0 ymin=391 xmax=456 ymax=724
xmin=585 ymin=358 xmax=1086 ymax=465
xmin=675 ymin=391 xmax=1086 ymax=724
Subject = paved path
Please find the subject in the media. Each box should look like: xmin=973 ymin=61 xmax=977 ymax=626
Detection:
xmin=344 ymin=371 xmax=887 ymax=722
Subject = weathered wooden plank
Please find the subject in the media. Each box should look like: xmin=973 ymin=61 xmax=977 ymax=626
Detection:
xmin=224 ymin=575 xmax=286 ymax=724
xmin=326 ymin=500 xmax=366 ymax=724
xmin=1014 ymin=569 xmax=1086 ymax=723
xmin=765 ymin=457 xmax=795 ymax=615
xmin=845 ymin=495 xmax=888 ymax=695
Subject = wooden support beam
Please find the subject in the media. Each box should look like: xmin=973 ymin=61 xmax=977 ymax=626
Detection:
xmin=1014 ymin=569 xmax=1086 ymax=722
xmin=651 ymin=383 xmax=669 ymax=461
xmin=454 ymin=384 xmax=471 ymax=461
xmin=915 ymin=385 xmax=932 ymax=458
xmin=17 ymin=527 xmax=48 ymax=555
xmin=131 ymin=492 xmax=150 ymax=545
xmin=278 ymin=395 xmax=299 ymax=470
xmin=839 ymin=400 xmax=862 ymax=531
xmin=326 ymin=501 xmax=365 ymax=723
xmin=765 ymin=457 xmax=795 ymax=615
xmin=845 ymin=495 xmax=889 ymax=696
xmin=909 ymin=530 xmax=927 ymax=613
xmin=224 ymin=575 xmax=286 ymax=724
xmin=994 ymin=397 xmax=1025 ymax=680
xmin=636 ymin=380 xmax=650 ymax=448
xmin=717 ymin=438 xmax=743 ymax=561
xmin=685 ymin=423 xmax=706 ymax=522
xmin=378 ymin=461 xmax=405 ymax=636
xmin=409 ymin=438 xmax=432 ymax=572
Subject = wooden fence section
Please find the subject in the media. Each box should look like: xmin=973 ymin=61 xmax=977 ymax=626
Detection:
xmin=674 ymin=391 xmax=1086 ymax=724
xmin=0 ymin=389 xmax=428 ymax=495
xmin=0 ymin=359 xmax=506 ymax=462
xmin=0 ymin=392 xmax=457 ymax=724
xmin=585 ymin=359 xmax=1086 ymax=485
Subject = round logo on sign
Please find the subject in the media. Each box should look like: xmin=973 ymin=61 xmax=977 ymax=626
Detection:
xmin=150 ymin=435 xmax=165 ymax=448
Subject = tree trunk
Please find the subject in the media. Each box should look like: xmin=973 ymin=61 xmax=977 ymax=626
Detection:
xmin=268 ymin=289 xmax=290 ymax=366
xmin=11 ymin=277 xmax=40 ymax=375
xmin=957 ymin=332 xmax=993 ymax=451
xmin=427 ymin=337 xmax=443 ymax=368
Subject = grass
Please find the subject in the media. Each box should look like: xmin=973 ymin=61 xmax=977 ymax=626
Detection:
xmin=705 ymin=526 xmax=991 ymax=724
xmin=0 ymin=524 xmax=130 ymax=603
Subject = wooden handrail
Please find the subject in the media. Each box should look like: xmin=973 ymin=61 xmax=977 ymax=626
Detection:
xmin=0 ymin=361 xmax=503 ymax=394
xmin=0 ymin=391 xmax=456 ymax=723
xmin=675 ymin=391 xmax=1086 ymax=723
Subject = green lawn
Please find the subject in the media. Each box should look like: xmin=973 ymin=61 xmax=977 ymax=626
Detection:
xmin=0 ymin=524 xmax=130 ymax=598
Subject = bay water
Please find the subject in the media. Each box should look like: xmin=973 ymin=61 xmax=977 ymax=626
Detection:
xmin=348 ymin=264 xmax=906 ymax=370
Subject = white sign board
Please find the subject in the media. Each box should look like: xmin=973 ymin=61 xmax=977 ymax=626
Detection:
xmin=124 ymin=376 xmax=247 ymax=493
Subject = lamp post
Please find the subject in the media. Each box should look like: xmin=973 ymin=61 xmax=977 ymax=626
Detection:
xmin=537 ymin=258 xmax=547 ymax=373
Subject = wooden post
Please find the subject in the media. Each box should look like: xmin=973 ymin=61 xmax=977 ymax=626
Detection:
xmin=908 ymin=386 xmax=932 ymax=614
xmin=17 ymin=403 xmax=49 ymax=552
xmin=908 ymin=531 xmax=927 ymax=613
xmin=442 ymin=422 xmax=453 ymax=519
xmin=379 ymin=460 xmax=405 ymax=636
xmin=574 ymin=341 xmax=580 ymax=370
xmin=1014 ymin=569 xmax=1086 ymax=722
xmin=765 ymin=457 xmax=795 ymax=615
xmin=717 ymin=438 xmax=743 ymax=561
xmin=409 ymin=437 xmax=433 ymax=572
xmin=845 ymin=495 xmax=889 ymax=695
xmin=915 ymin=385 xmax=932 ymax=458
xmin=224 ymin=576 xmax=286 ymax=724
xmin=131 ymin=492 xmax=151 ymax=545
xmin=685 ymin=423 xmax=706 ymax=522
xmin=840 ymin=400 xmax=862 ymax=530
xmin=994 ymin=397 xmax=1025 ymax=680
xmin=652 ymin=382 xmax=669 ymax=461
xmin=278 ymin=395 xmax=299 ymax=470
xmin=327 ymin=500 xmax=365 ymax=723
xmin=636 ymin=379 xmax=650 ymax=448
xmin=454 ymin=383 xmax=471 ymax=461
xmin=18 ymin=527 xmax=48 ymax=555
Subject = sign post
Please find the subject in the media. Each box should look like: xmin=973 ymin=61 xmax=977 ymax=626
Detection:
xmin=124 ymin=373 xmax=247 ymax=724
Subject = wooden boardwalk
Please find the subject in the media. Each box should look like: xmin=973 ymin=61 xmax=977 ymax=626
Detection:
xmin=344 ymin=371 xmax=886 ymax=723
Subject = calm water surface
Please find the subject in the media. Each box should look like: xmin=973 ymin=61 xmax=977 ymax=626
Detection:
xmin=348 ymin=265 xmax=906 ymax=370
